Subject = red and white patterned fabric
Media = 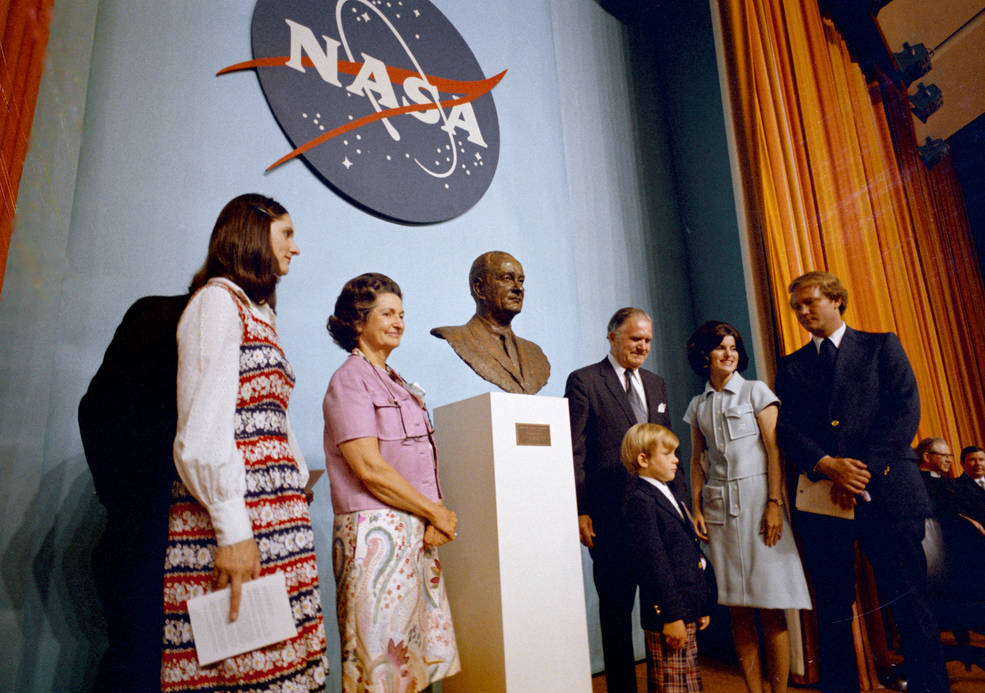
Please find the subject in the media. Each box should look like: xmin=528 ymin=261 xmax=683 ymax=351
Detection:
xmin=644 ymin=623 xmax=703 ymax=693
xmin=161 ymin=283 xmax=328 ymax=691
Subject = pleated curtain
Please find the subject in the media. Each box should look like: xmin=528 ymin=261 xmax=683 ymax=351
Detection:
xmin=0 ymin=0 xmax=54 ymax=295
xmin=716 ymin=0 xmax=985 ymax=458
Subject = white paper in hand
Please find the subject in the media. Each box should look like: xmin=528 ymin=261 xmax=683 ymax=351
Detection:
xmin=187 ymin=571 xmax=297 ymax=666
xmin=795 ymin=472 xmax=855 ymax=519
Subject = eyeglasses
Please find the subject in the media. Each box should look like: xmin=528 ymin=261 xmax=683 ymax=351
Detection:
xmin=929 ymin=451 xmax=954 ymax=459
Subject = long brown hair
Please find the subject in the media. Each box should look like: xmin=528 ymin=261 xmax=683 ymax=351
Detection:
xmin=189 ymin=194 xmax=287 ymax=306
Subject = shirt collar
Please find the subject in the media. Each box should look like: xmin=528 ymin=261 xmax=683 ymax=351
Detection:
xmin=702 ymin=371 xmax=745 ymax=397
xmin=607 ymin=352 xmax=633 ymax=379
xmin=475 ymin=314 xmax=515 ymax=341
xmin=811 ymin=322 xmax=847 ymax=353
xmin=641 ymin=476 xmax=667 ymax=491
xmin=640 ymin=476 xmax=682 ymax=515
xmin=208 ymin=277 xmax=274 ymax=321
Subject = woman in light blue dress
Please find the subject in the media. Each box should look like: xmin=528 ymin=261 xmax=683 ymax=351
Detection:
xmin=684 ymin=321 xmax=810 ymax=693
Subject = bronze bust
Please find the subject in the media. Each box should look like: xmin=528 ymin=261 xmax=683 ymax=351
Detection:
xmin=431 ymin=251 xmax=550 ymax=394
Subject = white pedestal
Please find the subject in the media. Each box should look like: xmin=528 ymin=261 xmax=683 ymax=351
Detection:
xmin=434 ymin=392 xmax=592 ymax=693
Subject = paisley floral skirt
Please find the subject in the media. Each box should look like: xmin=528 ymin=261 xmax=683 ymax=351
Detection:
xmin=333 ymin=508 xmax=460 ymax=693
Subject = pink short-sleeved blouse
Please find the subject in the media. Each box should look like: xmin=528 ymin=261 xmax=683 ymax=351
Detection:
xmin=322 ymin=353 xmax=441 ymax=513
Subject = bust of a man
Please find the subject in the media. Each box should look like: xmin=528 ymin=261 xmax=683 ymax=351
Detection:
xmin=430 ymin=251 xmax=550 ymax=394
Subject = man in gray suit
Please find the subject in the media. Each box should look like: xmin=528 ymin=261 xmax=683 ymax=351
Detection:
xmin=431 ymin=251 xmax=550 ymax=394
xmin=565 ymin=307 xmax=677 ymax=693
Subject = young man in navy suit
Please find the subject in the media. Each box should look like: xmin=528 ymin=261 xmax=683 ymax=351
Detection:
xmin=774 ymin=271 xmax=948 ymax=693
xmin=566 ymin=307 xmax=679 ymax=693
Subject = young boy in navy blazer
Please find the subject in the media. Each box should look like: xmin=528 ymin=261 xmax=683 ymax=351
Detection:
xmin=622 ymin=423 xmax=715 ymax=693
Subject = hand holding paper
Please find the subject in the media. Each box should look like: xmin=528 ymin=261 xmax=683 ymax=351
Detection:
xmin=213 ymin=537 xmax=261 ymax=621
xmin=187 ymin=572 xmax=298 ymax=666
xmin=815 ymin=456 xmax=870 ymax=496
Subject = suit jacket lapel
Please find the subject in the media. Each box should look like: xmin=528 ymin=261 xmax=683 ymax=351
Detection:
xmin=639 ymin=478 xmax=690 ymax=531
xmin=829 ymin=327 xmax=869 ymax=414
xmin=961 ymin=474 xmax=985 ymax=497
xmin=467 ymin=317 xmax=524 ymax=387
xmin=790 ymin=340 xmax=829 ymax=408
xmin=600 ymin=360 xmax=636 ymax=425
xmin=829 ymin=327 xmax=860 ymax=412
xmin=641 ymin=370 xmax=663 ymax=422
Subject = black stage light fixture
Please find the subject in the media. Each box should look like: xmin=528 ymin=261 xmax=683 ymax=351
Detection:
xmin=909 ymin=82 xmax=943 ymax=123
xmin=894 ymin=42 xmax=932 ymax=86
xmin=918 ymin=136 xmax=949 ymax=168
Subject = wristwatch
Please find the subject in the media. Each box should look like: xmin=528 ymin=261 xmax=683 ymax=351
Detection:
xmin=767 ymin=497 xmax=784 ymax=507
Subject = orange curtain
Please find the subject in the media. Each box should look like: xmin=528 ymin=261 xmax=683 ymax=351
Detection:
xmin=0 ymin=0 xmax=54 ymax=296
xmin=717 ymin=0 xmax=985 ymax=454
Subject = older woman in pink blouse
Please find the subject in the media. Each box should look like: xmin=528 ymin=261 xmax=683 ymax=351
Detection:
xmin=323 ymin=272 xmax=460 ymax=693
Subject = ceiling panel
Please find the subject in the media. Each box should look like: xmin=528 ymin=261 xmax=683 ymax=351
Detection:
xmin=911 ymin=17 xmax=985 ymax=141
xmin=877 ymin=0 xmax=983 ymax=51
xmin=876 ymin=1 xmax=985 ymax=141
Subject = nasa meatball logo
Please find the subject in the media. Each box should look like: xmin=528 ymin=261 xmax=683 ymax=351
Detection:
xmin=220 ymin=0 xmax=504 ymax=224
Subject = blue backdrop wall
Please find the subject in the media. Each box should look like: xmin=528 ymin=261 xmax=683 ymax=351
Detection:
xmin=0 ymin=1 xmax=747 ymax=690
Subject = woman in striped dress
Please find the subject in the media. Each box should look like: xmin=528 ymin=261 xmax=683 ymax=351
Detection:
xmin=162 ymin=194 xmax=329 ymax=691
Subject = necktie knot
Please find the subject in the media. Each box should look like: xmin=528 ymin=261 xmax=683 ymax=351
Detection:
xmin=820 ymin=338 xmax=837 ymax=365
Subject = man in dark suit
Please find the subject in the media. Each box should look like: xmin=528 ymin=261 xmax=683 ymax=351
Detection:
xmin=565 ymin=307 xmax=677 ymax=693
xmin=79 ymin=293 xmax=189 ymax=692
xmin=951 ymin=446 xmax=985 ymax=527
xmin=916 ymin=437 xmax=956 ymax=516
xmin=774 ymin=271 xmax=947 ymax=693
xmin=942 ymin=446 xmax=985 ymax=588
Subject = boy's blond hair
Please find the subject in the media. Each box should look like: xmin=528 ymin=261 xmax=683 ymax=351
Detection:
xmin=621 ymin=423 xmax=679 ymax=473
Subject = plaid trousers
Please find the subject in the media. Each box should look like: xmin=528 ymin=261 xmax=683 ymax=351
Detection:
xmin=644 ymin=622 xmax=702 ymax=693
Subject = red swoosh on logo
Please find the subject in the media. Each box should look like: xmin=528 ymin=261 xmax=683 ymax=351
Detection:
xmin=218 ymin=57 xmax=506 ymax=171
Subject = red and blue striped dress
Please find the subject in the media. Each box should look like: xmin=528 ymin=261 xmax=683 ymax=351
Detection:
xmin=161 ymin=283 xmax=328 ymax=691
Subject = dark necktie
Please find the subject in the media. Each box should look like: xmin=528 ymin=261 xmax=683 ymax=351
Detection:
xmin=818 ymin=338 xmax=837 ymax=399
xmin=819 ymin=337 xmax=837 ymax=369
xmin=819 ymin=338 xmax=837 ymax=377
xmin=624 ymin=369 xmax=647 ymax=424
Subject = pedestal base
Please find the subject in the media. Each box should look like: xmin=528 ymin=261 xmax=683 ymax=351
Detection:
xmin=434 ymin=392 xmax=592 ymax=692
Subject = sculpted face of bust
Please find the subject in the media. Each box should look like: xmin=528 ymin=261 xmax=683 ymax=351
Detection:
xmin=430 ymin=250 xmax=549 ymax=394
xmin=472 ymin=252 xmax=524 ymax=327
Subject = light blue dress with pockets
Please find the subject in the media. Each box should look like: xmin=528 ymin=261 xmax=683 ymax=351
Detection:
xmin=684 ymin=372 xmax=811 ymax=608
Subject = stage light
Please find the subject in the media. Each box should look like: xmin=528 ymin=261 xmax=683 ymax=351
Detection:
xmin=909 ymin=82 xmax=942 ymax=124
xmin=893 ymin=42 xmax=932 ymax=86
xmin=917 ymin=136 xmax=949 ymax=168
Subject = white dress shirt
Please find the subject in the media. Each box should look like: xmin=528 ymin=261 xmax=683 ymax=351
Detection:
xmin=811 ymin=322 xmax=847 ymax=353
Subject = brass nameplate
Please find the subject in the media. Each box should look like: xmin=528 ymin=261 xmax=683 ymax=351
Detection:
xmin=515 ymin=423 xmax=551 ymax=446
